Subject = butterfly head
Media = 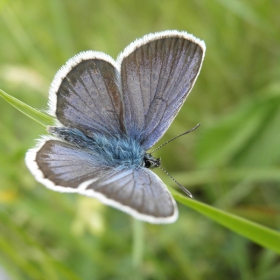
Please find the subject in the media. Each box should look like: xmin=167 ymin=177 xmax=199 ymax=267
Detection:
xmin=143 ymin=153 xmax=161 ymax=169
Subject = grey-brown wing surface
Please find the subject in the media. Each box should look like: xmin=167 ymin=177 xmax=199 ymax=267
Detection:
xmin=25 ymin=137 xmax=110 ymax=191
xmin=83 ymin=167 xmax=178 ymax=223
xmin=48 ymin=51 xmax=125 ymax=137
xmin=25 ymin=137 xmax=177 ymax=223
xmin=119 ymin=31 xmax=205 ymax=149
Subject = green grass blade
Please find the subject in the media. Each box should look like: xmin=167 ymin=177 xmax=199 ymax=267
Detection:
xmin=0 ymin=88 xmax=54 ymax=127
xmin=171 ymin=189 xmax=280 ymax=254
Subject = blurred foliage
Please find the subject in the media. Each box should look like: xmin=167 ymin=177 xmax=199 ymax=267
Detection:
xmin=0 ymin=0 xmax=280 ymax=279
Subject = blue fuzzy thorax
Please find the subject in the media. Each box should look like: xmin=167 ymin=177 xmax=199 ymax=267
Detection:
xmin=88 ymin=132 xmax=145 ymax=168
xmin=48 ymin=126 xmax=146 ymax=169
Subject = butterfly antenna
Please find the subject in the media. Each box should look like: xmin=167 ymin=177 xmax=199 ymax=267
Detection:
xmin=159 ymin=166 xmax=194 ymax=198
xmin=150 ymin=124 xmax=200 ymax=154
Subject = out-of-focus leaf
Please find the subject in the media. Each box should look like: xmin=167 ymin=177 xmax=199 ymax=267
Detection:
xmin=196 ymin=94 xmax=280 ymax=168
xmin=171 ymin=189 xmax=280 ymax=254
xmin=0 ymin=88 xmax=54 ymax=127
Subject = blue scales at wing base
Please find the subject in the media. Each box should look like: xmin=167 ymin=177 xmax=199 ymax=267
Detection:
xmin=47 ymin=126 xmax=146 ymax=169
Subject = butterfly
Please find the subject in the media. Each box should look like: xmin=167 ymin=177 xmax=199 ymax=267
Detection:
xmin=25 ymin=30 xmax=205 ymax=224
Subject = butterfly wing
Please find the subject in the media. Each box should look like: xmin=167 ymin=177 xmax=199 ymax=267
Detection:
xmin=82 ymin=167 xmax=177 ymax=223
xmin=26 ymin=137 xmax=110 ymax=192
xmin=26 ymin=138 xmax=177 ymax=223
xmin=48 ymin=51 xmax=125 ymax=137
xmin=118 ymin=30 xmax=205 ymax=149
xmin=26 ymin=31 xmax=206 ymax=223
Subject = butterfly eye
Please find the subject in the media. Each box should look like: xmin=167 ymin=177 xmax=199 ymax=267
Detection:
xmin=143 ymin=154 xmax=161 ymax=169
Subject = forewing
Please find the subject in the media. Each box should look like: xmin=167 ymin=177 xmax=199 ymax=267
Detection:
xmin=25 ymin=137 xmax=109 ymax=192
xmin=118 ymin=30 xmax=205 ymax=149
xmin=48 ymin=51 xmax=125 ymax=137
xmin=82 ymin=168 xmax=178 ymax=224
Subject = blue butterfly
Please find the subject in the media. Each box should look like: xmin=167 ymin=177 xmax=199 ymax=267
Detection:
xmin=25 ymin=30 xmax=205 ymax=224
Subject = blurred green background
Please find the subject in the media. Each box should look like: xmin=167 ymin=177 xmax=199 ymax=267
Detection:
xmin=1 ymin=0 xmax=280 ymax=279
